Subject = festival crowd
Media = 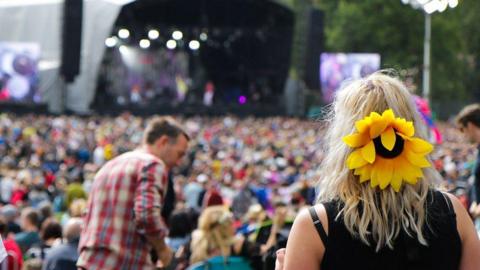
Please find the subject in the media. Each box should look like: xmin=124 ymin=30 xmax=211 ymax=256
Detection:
xmin=0 ymin=112 xmax=475 ymax=269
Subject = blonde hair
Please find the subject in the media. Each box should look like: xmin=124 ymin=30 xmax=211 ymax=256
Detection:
xmin=190 ymin=206 xmax=234 ymax=264
xmin=316 ymin=71 xmax=442 ymax=251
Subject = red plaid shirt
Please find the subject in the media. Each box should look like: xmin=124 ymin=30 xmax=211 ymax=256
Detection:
xmin=77 ymin=150 xmax=168 ymax=270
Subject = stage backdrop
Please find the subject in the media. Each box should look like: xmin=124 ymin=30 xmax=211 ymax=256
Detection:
xmin=320 ymin=53 xmax=380 ymax=103
xmin=0 ymin=0 xmax=134 ymax=113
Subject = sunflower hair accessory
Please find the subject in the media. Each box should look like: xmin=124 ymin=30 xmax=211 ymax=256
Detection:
xmin=342 ymin=109 xmax=433 ymax=192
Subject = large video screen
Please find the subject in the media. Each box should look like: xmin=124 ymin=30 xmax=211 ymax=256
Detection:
xmin=0 ymin=42 xmax=41 ymax=103
xmin=101 ymin=47 xmax=189 ymax=106
xmin=320 ymin=53 xmax=380 ymax=103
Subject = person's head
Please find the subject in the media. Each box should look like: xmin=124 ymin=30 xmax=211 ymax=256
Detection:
xmin=190 ymin=206 xmax=234 ymax=264
xmin=20 ymin=207 xmax=40 ymax=231
xmin=317 ymin=71 xmax=440 ymax=251
xmin=143 ymin=117 xmax=190 ymax=169
xmin=38 ymin=201 xmax=53 ymax=223
xmin=69 ymin=199 xmax=87 ymax=217
xmin=40 ymin=218 xmax=62 ymax=242
xmin=455 ymin=104 xmax=480 ymax=144
xmin=64 ymin=218 xmax=83 ymax=244
xmin=245 ymin=204 xmax=266 ymax=223
xmin=168 ymin=209 xmax=193 ymax=238
xmin=0 ymin=204 xmax=18 ymax=222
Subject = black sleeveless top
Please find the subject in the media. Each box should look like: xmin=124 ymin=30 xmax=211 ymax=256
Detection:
xmin=309 ymin=190 xmax=462 ymax=270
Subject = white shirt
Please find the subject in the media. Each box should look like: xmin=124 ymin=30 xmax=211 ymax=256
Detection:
xmin=0 ymin=236 xmax=7 ymax=263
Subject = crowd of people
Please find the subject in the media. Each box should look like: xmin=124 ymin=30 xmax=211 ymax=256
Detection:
xmin=0 ymin=110 xmax=476 ymax=269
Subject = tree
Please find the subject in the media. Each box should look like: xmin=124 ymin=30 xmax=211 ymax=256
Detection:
xmin=312 ymin=0 xmax=480 ymax=119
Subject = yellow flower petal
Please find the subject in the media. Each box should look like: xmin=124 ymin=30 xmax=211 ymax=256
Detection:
xmin=403 ymin=169 xmax=420 ymax=185
xmin=361 ymin=141 xmax=376 ymax=164
xmin=355 ymin=117 xmax=371 ymax=133
xmin=412 ymin=167 xmax=424 ymax=178
xmin=405 ymin=150 xmax=430 ymax=168
xmin=359 ymin=164 xmax=372 ymax=183
xmin=346 ymin=149 xmax=368 ymax=169
xmin=377 ymin=159 xmax=393 ymax=190
xmin=403 ymin=167 xmax=423 ymax=183
xmin=354 ymin=167 xmax=363 ymax=176
xmin=404 ymin=177 xmax=418 ymax=185
xmin=370 ymin=166 xmax=379 ymax=188
xmin=382 ymin=109 xmax=395 ymax=124
xmin=404 ymin=122 xmax=415 ymax=137
xmin=408 ymin=138 xmax=433 ymax=154
xmin=370 ymin=111 xmax=382 ymax=119
xmin=343 ymin=133 xmax=370 ymax=148
xmin=396 ymin=132 xmax=411 ymax=141
xmin=391 ymin=166 xmax=403 ymax=192
xmin=391 ymin=158 xmax=411 ymax=192
xmin=381 ymin=127 xmax=396 ymax=151
xmin=369 ymin=114 xmax=389 ymax=138
xmin=394 ymin=118 xmax=414 ymax=137
xmin=398 ymin=156 xmax=421 ymax=184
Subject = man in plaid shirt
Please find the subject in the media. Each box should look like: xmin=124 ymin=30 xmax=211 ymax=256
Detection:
xmin=77 ymin=117 xmax=189 ymax=270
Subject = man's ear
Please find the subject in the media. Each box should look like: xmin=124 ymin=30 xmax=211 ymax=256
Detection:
xmin=466 ymin=122 xmax=477 ymax=132
xmin=155 ymin=135 xmax=169 ymax=148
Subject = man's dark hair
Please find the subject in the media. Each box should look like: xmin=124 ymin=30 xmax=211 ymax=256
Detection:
xmin=143 ymin=117 xmax=190 ymax=145
xmin=23 ymin=208 xmax=41 ymax=229
xmin=456 ymin=104 xmax=480 ymax=128
xmin=168 ymin=210 xmax=193 ymax=238
xmin=41 ymin=218 xmax=63 ymax=241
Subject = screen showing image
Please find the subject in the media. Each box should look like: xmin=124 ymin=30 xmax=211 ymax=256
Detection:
xmin=0 ymin=42 xmax=41 ymax=103
xmin=320 ymin=53 xmax=380 ymax=103
xmin=101 ymin=47 xmax=190 ymax=106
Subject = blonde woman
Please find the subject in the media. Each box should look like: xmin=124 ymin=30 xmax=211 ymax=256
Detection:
xmin=281 ymin=72 xmax=480 ymax=270
xmin=190 ymin=205 xmax=280 ymax=267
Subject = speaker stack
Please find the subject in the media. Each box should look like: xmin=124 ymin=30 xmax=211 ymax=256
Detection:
xmin=60 ymin=0 xmax=83 ymax=83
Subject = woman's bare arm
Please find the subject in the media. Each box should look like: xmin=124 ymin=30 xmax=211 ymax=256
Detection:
xmin=283 ymin=205 xmax=328 ymax=270
xmin=446 ymin=193 xmax=480 ymax=270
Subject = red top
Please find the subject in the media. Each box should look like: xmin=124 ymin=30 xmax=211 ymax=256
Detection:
xmin=2 ymin=238 xmax=23 ymax=270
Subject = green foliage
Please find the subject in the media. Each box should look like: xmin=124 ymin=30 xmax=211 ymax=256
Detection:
xmin=312 ymin=0 xmax=480 ymax=119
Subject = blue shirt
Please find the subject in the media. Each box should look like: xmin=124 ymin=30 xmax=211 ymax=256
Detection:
xmin=42 ymin=242 xmax=79 ymax=270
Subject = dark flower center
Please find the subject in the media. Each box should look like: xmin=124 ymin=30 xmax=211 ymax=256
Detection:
xmin=373 ymin=133 xmax=404 ymax=159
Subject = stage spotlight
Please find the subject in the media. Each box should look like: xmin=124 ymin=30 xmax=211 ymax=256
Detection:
xmin=449 ymin=0 xmax=458 ymax=8
xmin=189 ymin=40 xmax=200 ymax=50
xmin=119 ymin=45 xmax=127 ymax=54
xmin=423 ymin=1 xmax=438 ymax=14
xmin=148 ymin=29 xmax=159 ymax=40
xmin=166 ymin=39 xmax=177 ymax=50
xmin=105 ymin=37 xmax=117 ymax=47
xmin=238 ymin=96 xmax=247 ymax=105
xmin=139 ymin=39 xmax=151 ymax=49
xmin=172 ymin=30 xmax=183 ymax=40
xmin=200 ymin=32 xmax=208 ymax=41
xmin=437 ymin=0 xmax=448 ymax=12
xmin=118 ymin=28 xmax=130 ymax=39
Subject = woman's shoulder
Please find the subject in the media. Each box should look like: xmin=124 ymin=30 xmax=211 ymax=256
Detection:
xmin=441 ymin=191 xmax=470 ymax=241
xmin=283 ymin=206 xmax=327 ymax=269
xmin=294 ymin=204 xmax=330 ymax=241
xmin=428 ymin=189 xmax=459 ymax=213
